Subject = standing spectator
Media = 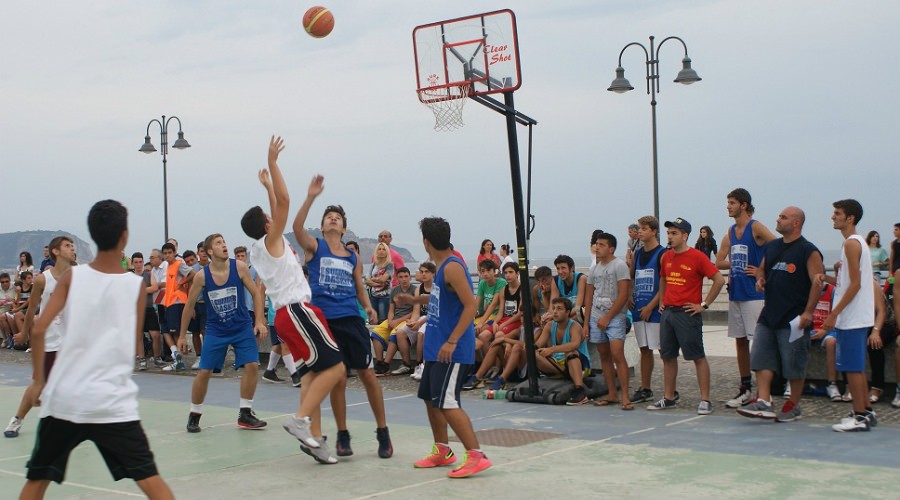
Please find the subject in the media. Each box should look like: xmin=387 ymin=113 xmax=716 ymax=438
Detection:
xmin=736 ymin=207 xmax=823 ymax=423
xmin=499 ymin=243 xmax=515 ymax=267
xmin=866 ymin=230 xmax=889 ymax=282
xmin=889 ymin=223 xmax=900 ymax=275
xmin=132 ymin=252 xmax=158 ymax=370
xmin=476 ymin=239 xmax=501 ymax=268
xmin=820 ymin=199 xmax=877 ymax=432
xmin=716 ymin=188 xmax=777 ymax=409
xmin=694 ymin=226 xmax=718 ymax=259
xmin=161 ymin=242 xmax=196 ymax=372
xmin=649 ymin=218 xmax=725 ymax=414
xmin=38 ymin=246 xmax=54 ymax=272
xmin=630 ymin=216 xmax=666 ymax=404
xmin=863 ymin=278 xmax=892 ymax=404
xmin=148 ymin=249 xmax=168 ymax=364
xmin=625 ymin=223 xmax=643 ymax=269
xmin=16 ymin=252 xmax=34 ymax=277
xmin=365 ymin=242 xmax=394 ymax=323
xmin=376 ymin=230 xmax=406 ymax=287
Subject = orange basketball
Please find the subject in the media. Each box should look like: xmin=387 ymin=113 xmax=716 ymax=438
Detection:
xmin=303 ymin=6 xmax=334 ymax=38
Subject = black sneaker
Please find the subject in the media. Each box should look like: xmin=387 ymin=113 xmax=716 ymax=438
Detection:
xmin=262 ymin=369 xmax=285 ymax=383
xmin=336 ymin=429 xmax=353 ymax=456
xmin=566 ymin=387 xmax=590 ymax=406
xmin=187 ymin=412 xmax=202 ymax=433
xmin=374 ymin=362 xmax=390 ymax=376
xmin=630 ymin=387 xmax=653 ymax=404
xmin=376 ymin=427 xmax=393 ymax=459
xmin=238 ymin=408 xmax=267 ymax=430
xmin=291 ymin=370 xmax=302 ymax=388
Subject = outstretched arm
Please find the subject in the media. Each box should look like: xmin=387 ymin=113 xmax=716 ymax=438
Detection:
xmin=262 ymin=136 xmax=289 ymax=257
xmin=293 ymin=175 xmax=324 ymax=259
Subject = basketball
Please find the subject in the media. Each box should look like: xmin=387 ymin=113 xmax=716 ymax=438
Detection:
xmin=303 ymin=6 xmax=334 ymax=38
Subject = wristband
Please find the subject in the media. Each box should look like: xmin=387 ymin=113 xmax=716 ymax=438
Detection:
xmin=700 ymin=302 xmax=709 ymax=310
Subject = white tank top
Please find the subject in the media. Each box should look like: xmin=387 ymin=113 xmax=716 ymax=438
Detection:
xmin=250 ymin=235 xmax=312 ymax=310
xmin=40 ymin=269 xmax=64 ymax=352
xmin=40 ymin=265 xmax=142 ymax=423
xmin=834 ymin=234 xmax=875 ymax=329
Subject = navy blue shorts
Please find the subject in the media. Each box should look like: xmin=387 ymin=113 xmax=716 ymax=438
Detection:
xmin=155 ymin=305 xmax=168 ymax=334
xmin=417 ymin=362 xmax=472 ymax=409
xmin=269 ymin=323 xmax=281 ymax=346
xmin=165 ymin=303 xmax=185 ymax=335
xmin=328 ymin=315 xmax=374 ymax=370
xmin=189 ymin=302 xmax=207 ymax=334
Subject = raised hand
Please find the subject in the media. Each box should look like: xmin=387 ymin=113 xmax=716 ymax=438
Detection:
xmin=268 ymin=135 xmax=285 ymax=166
xmin=308 ymin=174 xmax=325 ymax=198
xmin=258 ymin=169 xmax=272 ymax=190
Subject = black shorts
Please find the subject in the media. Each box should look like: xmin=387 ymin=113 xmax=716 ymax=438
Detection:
xmin=164 ymin=303 xmax=185 ymax=335
xmin=189 ymin=302 xmax=207 ymax=334
xmin=660 ymin=307 xmax=705 ymax=361
xmin=26 ymin=417 xmax=159 ymax=484
xmin=327 ymin=315 xmax=374 ymax=370
xmin=155 ymin=305 xmax=167 ymax=333
xmin=143 ymin=307 xmax=159 ymax=333
xmin=417 ymin=362 xmax=472 ymax=409
xmin=269 ymin=323 xmax=281 ymax=346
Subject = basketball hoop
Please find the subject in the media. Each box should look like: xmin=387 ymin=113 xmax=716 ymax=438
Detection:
xmin=417 ymin=84 xmax=470 ymax=132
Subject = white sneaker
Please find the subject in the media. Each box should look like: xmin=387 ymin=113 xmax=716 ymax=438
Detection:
xmin=826 ymin=384 xmax=841 ymax=402
xmin=892 ymin=391 xmax=900 ymax=409
xmin=783 ymin=384 xmax=791 ymax=397
xmin=191 ymin=358 xmax=201 ymax=370
xmin=4 ymin=416 xmax=22 ymax=438
xmin=282 ymin=416 xmax=319 ymax=448
xmin=841 ymin=390 xmax=852 ymax=402
xmin=697 ymin=400 xmax=713 ymax=415
xmin=832 ymin=414 xmax=870 ymax=432
xmin=411 ymin=363 xmax=424 ymax=380
xmin=725 ymin=386 xmax=753 ymax=408
xmin=391 ymin=364 xmax=412 ymax=376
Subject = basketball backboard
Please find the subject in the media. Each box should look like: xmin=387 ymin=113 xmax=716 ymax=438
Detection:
xmin=413 ymin=9 xmax=521 ymax=103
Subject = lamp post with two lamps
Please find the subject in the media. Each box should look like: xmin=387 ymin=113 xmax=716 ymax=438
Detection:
xmin=608 ymin=36 xmax=701 ymax=221
xmin=139 ymin=116 xmax=191 ymax=242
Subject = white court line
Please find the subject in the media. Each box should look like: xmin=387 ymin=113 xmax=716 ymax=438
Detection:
xmin=665 ymin=415 xmax=706 ymax=427
xmin=470 ymin=406 xmax=534 ymax=422
xmin=351 ymin=414 xmax=699 ymax=500
xmin=0 ymin=454 xmax=31 ymax=463
xmin=0 ymin=468 xmax=143 ymax=497
xmin=159 ymin=394 xmax=415 ymax=436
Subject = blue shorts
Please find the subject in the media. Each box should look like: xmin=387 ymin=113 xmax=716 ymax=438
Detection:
xmin=417 ymin=361 xmax=471 ymax=409
xmin=189 ymin=302 xmax=207 ymax=333
xmin=199 ymin=326 xmax=259 ymax=371
xmin=268 ymin=323 xmax=281 ymax=346
xmin=588 ymin=316 xmax=628 ymax=344
xmin=835 ymin=327 xmax=868 ymax=373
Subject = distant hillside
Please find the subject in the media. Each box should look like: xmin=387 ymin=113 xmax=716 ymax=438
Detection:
xmin=284 ymin=229 xmax=416 ymax=264
xmin=0 ymin=231 xmax=95 ymax=272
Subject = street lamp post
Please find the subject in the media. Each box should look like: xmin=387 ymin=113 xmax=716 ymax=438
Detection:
xmin=608 ymin=36 xmax=701 ymax=221
xmin=139 ymin=115 xmax=191 ymax=242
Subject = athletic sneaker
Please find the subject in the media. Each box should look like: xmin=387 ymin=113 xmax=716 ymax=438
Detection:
xmin=300 ymin=436 xmax=338 ymax=465
xmin=138 ymin=358 xmax=148 ymax=371
xmin=783 ymin=383 xmax=791 ymax=397
xmin=447 ymin=449 xmax=492 ymax=478
xmin=866 ymin=409 xmax=878 ymax=427
xmin=414 ymin=444 xmax=457 ymax=468
xmin=283 ymin=415 xmax=319 ymax=447
xmin=374 ymin=361 xmax=390 ymax=376
xmin=566 ymin=387 xmax=590 ymax=406
xmin=647 ymin=398 xmax=677 ymax=411
xmin=162 ymin=361 xmax=184 ymax=372
xmin=4 ymin=416 xmax=22 ymax=438
xmin=630 ymin=388 xmax=653 ymax=404
xmin=154 ymin=357 xmax=168 ymax=368
xmin=725 ymin=385 xmax=753 ymax=408
xmin=841 ymin=390 xmax=853 ymax=402
xmin=737 ymin=399 xmax=776 ymax=420
xmin=697 ymin=400 xmax=713 ymax=415
xmin=186 ymin=412 xmax=202 ymax=433
xmin=832 ymin=413 xmax=870 ymax=432
xmin=238 ymin=408 xmax=267 ymax=430
xmin=490 ymin=377 xmax=506 ymax=391
xmin=262 ymin=370 xmax=285 ymax=383
xmin=376 ymin=427 xmax=393 ymax=459
xmin=391 ymin=364 xmax=413 ymax=376
xmin=291 ymin=371 xmax=302 ymax=388
xmin=461 ymin=374 xmax=485 ymax=391
xmin=411 ymin=363 xmax=424 ymax=381
xmin=775 ymin=402 xmax=802 ymax=423
xmin=892 ymin=390 xmax=900 ymax=409
xmin=335 ymin=429 xmax=353 ymax=456
xmin=826 ymin=383 xmax=842 ymax=402
xmin=191 ymin=358 xmax=201 ymax=370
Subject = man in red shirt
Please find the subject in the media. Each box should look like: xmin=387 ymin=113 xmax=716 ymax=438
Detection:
xmin=648 ymin=218 xmax=725 ymax=415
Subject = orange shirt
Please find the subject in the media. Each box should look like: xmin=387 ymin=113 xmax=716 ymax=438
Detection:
xmin=164 ymin=259 xmax=189 ymax=307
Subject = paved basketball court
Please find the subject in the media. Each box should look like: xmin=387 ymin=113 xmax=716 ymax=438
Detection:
xmin=0 ymin=360 xmax=896 ymax=499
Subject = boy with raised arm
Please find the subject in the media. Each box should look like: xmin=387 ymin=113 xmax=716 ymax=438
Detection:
xmin=241 ymin=136 xmax=346 ymax=465
xmin=20 ymin=200 xmax=173 ymax=500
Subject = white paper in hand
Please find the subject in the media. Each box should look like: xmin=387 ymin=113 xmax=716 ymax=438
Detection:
xmin=788 ymin=316 xmax=804 ymax=343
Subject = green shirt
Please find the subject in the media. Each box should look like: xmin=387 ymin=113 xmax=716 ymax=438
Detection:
xmin=477 ymin=277 xmax=507 ymax=316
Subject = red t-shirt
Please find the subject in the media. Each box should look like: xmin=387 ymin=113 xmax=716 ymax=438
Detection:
xmin=660 ymin=247 xmax=719 ymax=306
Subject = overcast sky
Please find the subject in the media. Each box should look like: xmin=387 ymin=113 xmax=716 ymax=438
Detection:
xmin=2 ymin=1 xmax=898 ymax=266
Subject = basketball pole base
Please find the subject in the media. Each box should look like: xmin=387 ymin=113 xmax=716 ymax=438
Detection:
xmin=507 ymin=375 xmax=613 ymax=405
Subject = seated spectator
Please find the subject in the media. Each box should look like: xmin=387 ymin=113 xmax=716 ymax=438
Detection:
xmin=38 ymin=246 xmax=54 ymax=272
xmin=406 ymin=262 xmax=435 ymax=381
xmin=476 ymin=239 xmax=501 ymax=268
xmin=532 ymin=266 xmax=553 ymax=329
xmin=387 ymin=263 xmax=434 ymax=377
xmin=811 ymin=283 xmax=842 ymax=401
xmin=474 ymin=259 xmax=507 ymax=349
xmin=16 ymin=252 xmax=35 ymax=278
xmin=535 ymin=298 xmax=592 ymax=405
xmin=371 ymin=267 xmax=415 ymax=375
xmin=0 ymin=273 xmax=16 ymax=347
xmin=365 ymin=242 xmax=394 ymax=323
xmin=10 ymin=271 xmax=35 ymax=342
xmin=477 ymin=262 xmax=522 ymax=352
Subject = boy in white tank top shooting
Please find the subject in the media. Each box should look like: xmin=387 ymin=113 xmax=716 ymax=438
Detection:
xmin=21 ymin=200 xmax=173 ymax=499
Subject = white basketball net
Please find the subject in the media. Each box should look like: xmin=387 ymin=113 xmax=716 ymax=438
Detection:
xmin=418 ymin=84 xmax=470 ymax=132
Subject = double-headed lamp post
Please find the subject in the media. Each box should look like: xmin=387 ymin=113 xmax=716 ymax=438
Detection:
xmin=139 ymin=116 xmax=191 ymax=242
xmin=608 ymin=36 xmax=701 ymax=221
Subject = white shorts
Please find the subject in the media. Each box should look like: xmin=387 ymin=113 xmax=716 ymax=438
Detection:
xmin=397 ymin=324 xmax=418 ymax=344
xmin=728 ymin=300 xmax=764 ymax=339
xmin=633 ymin=321 xmax=661 ymax=350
